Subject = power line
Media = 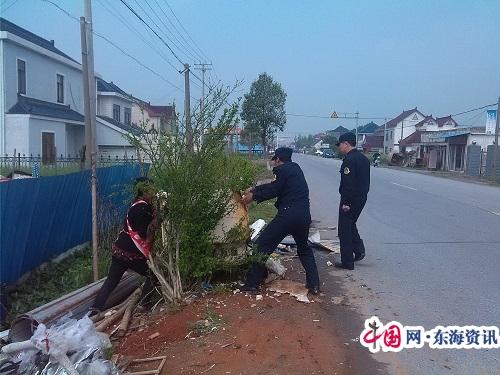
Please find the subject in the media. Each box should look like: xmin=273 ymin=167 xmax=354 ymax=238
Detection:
xmin=119 ymin=0 xmax=184 ymax=68
xmin=143 ymin=0 xmax=201 ymax=63
xmin=130 ymin=0 xmax=194 ymax=63
xmin=162 ymin=0 xmax=211 ymax=62
xmin=95 ymin=0 xmax=178 ymax=69
xmin=451 ymin=103 xmax=497 ymax=117
xmin=1 ymin=0 xmax=19 ymax=12
xmin=41 ymin=0 xmax=183 ymax=93
xmin=92 ymin=31 xmax=183 ymax=92
xmin=152 ymin=0 xmax=205 ymax=62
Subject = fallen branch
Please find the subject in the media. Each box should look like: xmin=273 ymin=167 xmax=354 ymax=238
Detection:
xmin=118 ymin=288 xmax=142 ymax=336
xmin=96 ymin=288 xmax=142 ymax=332
xmin=90 ymin=298 xmax=129 ymax=324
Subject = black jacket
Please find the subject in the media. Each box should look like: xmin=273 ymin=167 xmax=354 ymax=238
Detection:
xmin=115 ymin=200 xmax=153 ymax=257
xmin=339 ymin=149 xmax=370 ymax=206
xmin=252 ymin=161 xmax=310 ymax=210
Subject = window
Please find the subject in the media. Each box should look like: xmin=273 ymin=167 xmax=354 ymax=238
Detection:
xmin=390 ymin=130 xmax=393 ymax=139
xmin=17 ymin=59 xmax=26 ymax=94
xmin=56 ymin=74 xmax=64 ymax=103
xmin=385 ymin=132 xmax=388 ymax=141
xmin=124 ymin=107 xmax=131 ymax=125
xmin=113 ymin=104 xmax=121 ymax=122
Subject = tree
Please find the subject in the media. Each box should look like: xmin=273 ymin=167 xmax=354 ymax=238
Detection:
xmin=241 ymin=73 xmax=287 ymax=153
xmin=127 ymin=85 xmax=257 ymax=305
xmin=239 ymin=123 xmax=260 ymax=153
xmin=321 ymin=134 xmax=338 ymax=150
xmin=294 ymin=134 xmax=315 ymax=150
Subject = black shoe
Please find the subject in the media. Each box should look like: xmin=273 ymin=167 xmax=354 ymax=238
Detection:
xmin=335 ymin=262 xmax=354 ymax=270
xmin=308 ymin=286 xmax=321 ymax=295
xmin=239 ymin=285 xmax=260 ymax=294
xmin=354 ymin=253 xmax=365 ymax=262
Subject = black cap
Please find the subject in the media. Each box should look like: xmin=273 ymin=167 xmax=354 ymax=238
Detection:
xmin=336 ymin=132 xmax=356 ymax=146
xmin=271 ymin=147 xmax=293 ymax=161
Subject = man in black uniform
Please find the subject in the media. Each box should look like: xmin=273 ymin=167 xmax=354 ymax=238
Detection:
xmin=335 ymin=133 xmax=370 ymax=270
xmin=240 ymin=147 xmax=320 ymax=294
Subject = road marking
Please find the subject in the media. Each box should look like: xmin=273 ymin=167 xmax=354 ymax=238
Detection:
xmin=390 ymin=182 xmax=417 ymax=191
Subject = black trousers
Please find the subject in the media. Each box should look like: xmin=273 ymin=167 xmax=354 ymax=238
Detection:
xmin=338 ymin=198 xmax=367 ymax=267
xmin=93 ymin=256 xmax=156 ymax=310
xmin=245 ymin=206 xmax=320 ymax=288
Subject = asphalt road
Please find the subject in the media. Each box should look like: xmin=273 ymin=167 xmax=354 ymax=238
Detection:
xmin=294 ymin=153 xmax=500 ymax=375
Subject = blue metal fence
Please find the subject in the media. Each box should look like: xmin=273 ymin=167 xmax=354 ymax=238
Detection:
xmin=0 ymin=164 xmax=146 ymax=284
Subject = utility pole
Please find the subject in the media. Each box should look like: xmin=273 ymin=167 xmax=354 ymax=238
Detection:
xmin=80 ymin=18 xmax=90 ymax=167
xmin=81 ymin=0 xmax=99 ymax=281
xmin=383 ymin=117 xmax=387 ymax=154
xmin=184 ymin=63 xmax=193 ymax=151
xmin=194 ymin=63 xmax=212 ymax=117
xmin=493 ymin=96 xmax=500 ymax=179
xmin=355 ymin=111 xmax=359 ymax=149
xmin=400 ymin=119 xmax=404 ymax=153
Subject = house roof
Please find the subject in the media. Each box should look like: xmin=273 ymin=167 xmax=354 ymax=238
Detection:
xmin=97 ymin=115 xmax=144 ymax=135
xmin=96 ymin=77 xmax=131 ymax=97
xmin=7 ymin=95 xmax=84 ymax=122
xmin=357 ymin=121 xmax=379 ymax=134
xmin=330 ymin=126 xmax=350 ymax=133
xmin=385 ymin=107 xmax=425 ymax=129
xmin=470 ymin=126 xmax=486 ymax=133
xmin=435 ymin=115 xmax=457 ymax=127
xmin=144 ymin=105 xmax=175 ymax=118
xmin=362 ymin=135 xmax=384 ymax=148
xmin=415 ymin=115 xmax=436 ymax=128
xmin=400 ymin=130 xmax=425 ymax=146
xmin=0 ymin=17 xmax=79 ymax=64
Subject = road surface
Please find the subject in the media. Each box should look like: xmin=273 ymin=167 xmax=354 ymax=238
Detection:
xmin=295 ymin=154 xmax=500 ymax=375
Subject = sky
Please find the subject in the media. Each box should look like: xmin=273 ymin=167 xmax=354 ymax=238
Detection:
xmin=3 ymin=0 xmax=500 ymax=141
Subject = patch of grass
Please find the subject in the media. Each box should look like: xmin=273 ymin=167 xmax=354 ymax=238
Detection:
xmin=253 ymin=159 xmax=274 ymax=181
xmin=249 ymin=199 xmax=277 ymax=223
xmin=0 ymin=166 xmax=83 ymax=177
xmin=6 ymin=247 xmax=111 ymax=324
xmin=190 ymin=308 xmax=225 ymax=336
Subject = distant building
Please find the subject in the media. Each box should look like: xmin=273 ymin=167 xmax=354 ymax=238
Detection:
xmin=414 ymin=115 xmax=457 ymax=132
xmin=400 ymin=127 xmax=494 ymax=171
xmin=381 ymin=107 xmax=426 ymax=153
xmin=362 ymin=135 xmax=384 ymax=153
xmin=131 ymin=99 xmax=176 ymax=134
xmin=96 ymin=78 xmax=144 ymax=157
xmin=354 ymin=121 xmax=379 ymax=146
xmin=328 ymin=125 xmax=350 ymax=141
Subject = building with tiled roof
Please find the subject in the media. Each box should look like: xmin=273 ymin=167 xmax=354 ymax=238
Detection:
xmin=380 ymin=107 xmax=426 ymax=153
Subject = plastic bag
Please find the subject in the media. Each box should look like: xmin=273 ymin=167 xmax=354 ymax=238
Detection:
xmin=16 ymin=316 xmax=117 ymax=375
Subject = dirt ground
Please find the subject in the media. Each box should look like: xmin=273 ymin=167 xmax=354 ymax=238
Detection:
xmin=113 ymin=257 xmax=385 ymax=375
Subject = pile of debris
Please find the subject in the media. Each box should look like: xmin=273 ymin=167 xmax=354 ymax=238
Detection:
xmin=246 ymin=219 xmax=340 ymax=304
xmin=0 ymin=315 xmax=117 ymax=374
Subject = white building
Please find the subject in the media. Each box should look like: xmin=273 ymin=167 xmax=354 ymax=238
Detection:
xmin=382 ymin=108 xmax=426 ymax=153
xmin=131 ymin=98 xmax=176 ymax=134
xmin=96 ymin=78 xmax=142 ymax=157
xmin=0 ymin=17 xmax=85 ymax=161
xmin=0 ymin=17 xmax=141 ymax=162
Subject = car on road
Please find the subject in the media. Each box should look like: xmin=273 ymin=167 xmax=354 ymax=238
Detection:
xmin=322 ymin=149 xmax=335 ymax=158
